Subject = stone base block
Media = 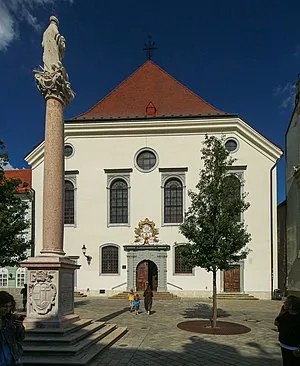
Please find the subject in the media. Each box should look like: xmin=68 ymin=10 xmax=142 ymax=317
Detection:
xmin=20 ymin=256 xmax=80 ymax=327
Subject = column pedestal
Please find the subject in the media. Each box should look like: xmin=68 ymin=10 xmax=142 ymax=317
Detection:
xmin=21 ymin=256 xmax=79 ymax=328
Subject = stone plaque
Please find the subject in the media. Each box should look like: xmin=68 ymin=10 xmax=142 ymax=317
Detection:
xmin=60 ymin=271 xmax=74 ymax=314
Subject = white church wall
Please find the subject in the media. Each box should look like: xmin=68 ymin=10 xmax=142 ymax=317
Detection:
xmin=30 ymin=121 xmax=280 ymax=299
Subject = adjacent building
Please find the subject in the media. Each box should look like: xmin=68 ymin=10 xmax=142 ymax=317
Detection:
xmin=285 ymin=77 xmax=300 ymax=297
xmin=26 ymin=61 xmax=282 ymax=299
xmin=1 ymin=169 xmax=33 ymax=295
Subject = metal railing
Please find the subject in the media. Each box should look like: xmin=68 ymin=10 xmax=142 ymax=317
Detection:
xmin=167 ymin=282 xmax=183 ymax=290
xmin=111 ymin=282 xmax=127 ymax=290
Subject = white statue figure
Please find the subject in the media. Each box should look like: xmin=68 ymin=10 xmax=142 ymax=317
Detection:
xmin=42 ymin=16 xmax=65 ymax=73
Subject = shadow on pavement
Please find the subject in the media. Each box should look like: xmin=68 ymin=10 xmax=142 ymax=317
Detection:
xmin=97 ymin=307 xmax=129 ymax=322
xmin=95 ymin=334 xmax=282 ymax=365
xmin=182 ymin=302 xmax=230 ymax=319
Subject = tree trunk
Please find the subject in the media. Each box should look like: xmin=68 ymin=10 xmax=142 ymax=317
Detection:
xmin=212 ymin=269 xmax=217 ymax=328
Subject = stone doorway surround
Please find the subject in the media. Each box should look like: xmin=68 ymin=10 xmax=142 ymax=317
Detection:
xmin=124 ymin=245 xmax=170 ymax=292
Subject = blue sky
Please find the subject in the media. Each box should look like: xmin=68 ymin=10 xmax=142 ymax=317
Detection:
xmin=1 ymin=0 xmax=300 ymax=204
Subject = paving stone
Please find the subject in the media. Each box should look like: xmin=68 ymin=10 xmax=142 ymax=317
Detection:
xmin=74 ymin=297 xmax=283 ymax=365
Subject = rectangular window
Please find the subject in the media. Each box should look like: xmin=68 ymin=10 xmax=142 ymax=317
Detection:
xmin=0 ymin=274 xmax=8 ymax=287
xmin=16 ymin=272 xmax=25 ymax=288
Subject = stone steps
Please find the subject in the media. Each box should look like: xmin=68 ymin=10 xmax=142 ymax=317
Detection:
xmin=109 ymin=291 xmax=180 ymax=300
xmin=24 ymin=321 xmax=107 ymax=346
xmin=74 ymin=291 xmax=87 ymax=298
xmin=209 ymin=293 xmax=259 ymax=300
xmin=21 ymin=319 xmax=127 ymax=365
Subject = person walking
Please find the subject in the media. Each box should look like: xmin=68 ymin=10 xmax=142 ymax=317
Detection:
xmin=274 ymin=295 xmax=300 ymax=366
xmin=0 ymin=291 xmax=25 ymax=365
xmin=132 ymin=294 xmax=141 ymax=315
xmin=20 ymin=284 xmax=27 ymax=312
xmin=143 ymin=282 xmax=153 ymax=315
xmin=127 ymin=289 xmax=135 ymax=312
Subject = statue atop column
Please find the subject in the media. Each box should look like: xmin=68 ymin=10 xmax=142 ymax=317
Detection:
xmin=34 ymin=16 xmax=75 ymax=105
xmin=42 ymin=16 xmax=65 ymax=73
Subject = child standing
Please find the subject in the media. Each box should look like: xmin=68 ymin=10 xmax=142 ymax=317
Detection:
xmin=128 ymin=289 xmax=135 ymax=312
xmin=133 ymin=294 xmax=141 ymax=315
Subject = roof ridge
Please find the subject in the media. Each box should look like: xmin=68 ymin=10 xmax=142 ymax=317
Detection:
xmin=149 ymin=61 xmax=225 ymax=114
xmin=72 ymin=60 xmax=151 ymax=120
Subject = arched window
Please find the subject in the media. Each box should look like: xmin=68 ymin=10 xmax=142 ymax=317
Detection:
xmin=101 ymin=246 xmax=119 ymax=274
xmin=224 ymin=175 xmax=242 ymax=222
xmin=164 ymin=178 xmax=183 ymax=223
xmin=110 ymin=179 xmax=128 ymax=224
xmin=65 ymin=180 xmax=75 ymax=224
xmin=16 ymin=268 xmax=26 ymax=288
xmin=0 ymin=268 xmax=8 ymax=287
xmin=174 ymin=246 xmax=193 ymax=274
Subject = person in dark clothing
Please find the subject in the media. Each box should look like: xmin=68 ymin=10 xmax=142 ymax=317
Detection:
xmin=143 ymin=282 xmax=153 ymax=315
xmin=20 ymin=285 xmax=27 ymax=312
xmin=0 ymin=291 xmax=25 ymax=365
xmin=275 ymin=295 xmax=300 ymax=366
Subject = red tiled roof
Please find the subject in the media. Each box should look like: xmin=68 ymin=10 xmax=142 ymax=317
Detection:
xmin=4 ymin=169 xmax=32 ymax=193
xmin=72 ymin=61 xmax=227 ymax=121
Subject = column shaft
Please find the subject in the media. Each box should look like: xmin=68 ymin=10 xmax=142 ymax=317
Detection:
xmin=40 ymin=97 xmax=65 ymax=255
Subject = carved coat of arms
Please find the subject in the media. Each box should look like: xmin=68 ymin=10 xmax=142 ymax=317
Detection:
xmin=134 ymin=218 xmax=159 ymax=244
xmin=29 ymin=270 xmax=57 ymax=315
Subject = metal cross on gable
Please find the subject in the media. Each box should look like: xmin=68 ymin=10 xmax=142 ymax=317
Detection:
xmin=143 ymin=35 xmax=157 ymax=60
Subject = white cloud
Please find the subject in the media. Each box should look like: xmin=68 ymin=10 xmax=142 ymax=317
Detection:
xmin=3 ymin=162 xmax=15 ymax=170
xmin=273 ymin=82 xmax=296 ymax=109
xmin=0 ymin=159 xmax=15 ymax=170
xmin=0 ymin=0 xmax=74 ymax=52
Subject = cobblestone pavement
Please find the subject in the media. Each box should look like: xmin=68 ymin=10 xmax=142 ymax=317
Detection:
xmin=74 ymin=297 xmax=283 ymax=366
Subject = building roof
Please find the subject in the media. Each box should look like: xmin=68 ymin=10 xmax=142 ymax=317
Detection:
xmin=4 ymin=169 xmax=32 ymax=193
xmin=72 ymin=60 xmax=227 ymax=121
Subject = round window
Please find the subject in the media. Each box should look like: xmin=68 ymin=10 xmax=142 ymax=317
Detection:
xmin=225 ymin=139 xmax=238 ymax=153
xmin=136 ymin=149 xmax=157 ymax=172
xmin=64 ymin=144 xmax=74 ymax=158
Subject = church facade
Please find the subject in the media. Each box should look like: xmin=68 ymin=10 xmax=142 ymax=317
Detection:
xmin=26 ymin=61 xmax=282 ymax=299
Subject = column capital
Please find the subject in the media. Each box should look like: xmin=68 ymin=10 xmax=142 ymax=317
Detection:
xmin=33 ymin=65 xmax=75 ymax=106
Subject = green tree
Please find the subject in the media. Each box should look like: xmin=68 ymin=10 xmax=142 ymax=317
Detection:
xmin=179 ymin=135 xmax=251 ymax=328
xmin=0 ymin=141 xmax=31 ymax=267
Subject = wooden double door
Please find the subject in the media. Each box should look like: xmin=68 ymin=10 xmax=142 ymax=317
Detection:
xmin=136 ymin=260 xmax=158 ymax=291
xmin=224 ymin=265 xmax=240 ymax=292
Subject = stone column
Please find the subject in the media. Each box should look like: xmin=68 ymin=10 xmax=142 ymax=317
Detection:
xmin=41 ymin=98 xmax=65 ymax=256
xmin=21 ymin=16 xmax=79 ymax=328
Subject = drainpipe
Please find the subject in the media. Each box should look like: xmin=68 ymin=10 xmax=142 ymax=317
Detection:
xmin=30 ymin=188 xmax=36 ymax=257
xmin=270 ymin=158 xmax=281 ymax=299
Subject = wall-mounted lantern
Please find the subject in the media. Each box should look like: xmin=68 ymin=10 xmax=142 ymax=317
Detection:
xmin=81 ymin=245 xmax=92 ymax=265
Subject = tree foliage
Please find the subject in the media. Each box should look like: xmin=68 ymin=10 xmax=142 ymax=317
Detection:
xmin=180 ymin=135 xmax=251 ymax=270
xmin=179 ymin=135 xmax=251 ymax=327
xmin=0 ymin=141 xmax=31 ymax=267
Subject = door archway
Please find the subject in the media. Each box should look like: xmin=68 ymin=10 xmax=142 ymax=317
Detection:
xmin=136 ymin=260 xmax=158 ymax=291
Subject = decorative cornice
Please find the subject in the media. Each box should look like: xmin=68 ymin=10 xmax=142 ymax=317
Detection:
xmin=104 ymin=168 xmax=133 ymax=173
xmin=25 ymin=117 xmax=283 ymax=167
xmin=124 ymin=245 xmax=170 ymax=251
xmin=33 ymin=65 xmax=75 ymax=106
xmin=159 ymin=167 xmax=188 ymax=172
xmin=65 ymin=170 xmax=79 ymax=175
xmin=226 ymin=165 xmax=247 ymax=171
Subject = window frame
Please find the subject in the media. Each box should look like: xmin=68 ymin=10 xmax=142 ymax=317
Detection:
xmin=16 ymin=268 xmax=26 ymax=288
xmin=64 ymin=143 xmax=75 ymax=158
xmin=225 ymin=137 xmax=239 ymax=153
xmin=64 ymin=178 xmax=76 ymax=226
xmin=224 ymin=171 xmax=245 ymax=223
xmin=99 ymin=244 xmax=120 ymax=275
xmin=161 ymin=172 xmax=186 ymax=226
xmin=0 ymin=268 xmax=8 ymax=288
xmin=173 ymin=244 xmax=194 ymax=275
xmin=134 ymin=147 xmax=159 ymax=173
xmin=106 ymin=173 xmax=131 ymax=227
